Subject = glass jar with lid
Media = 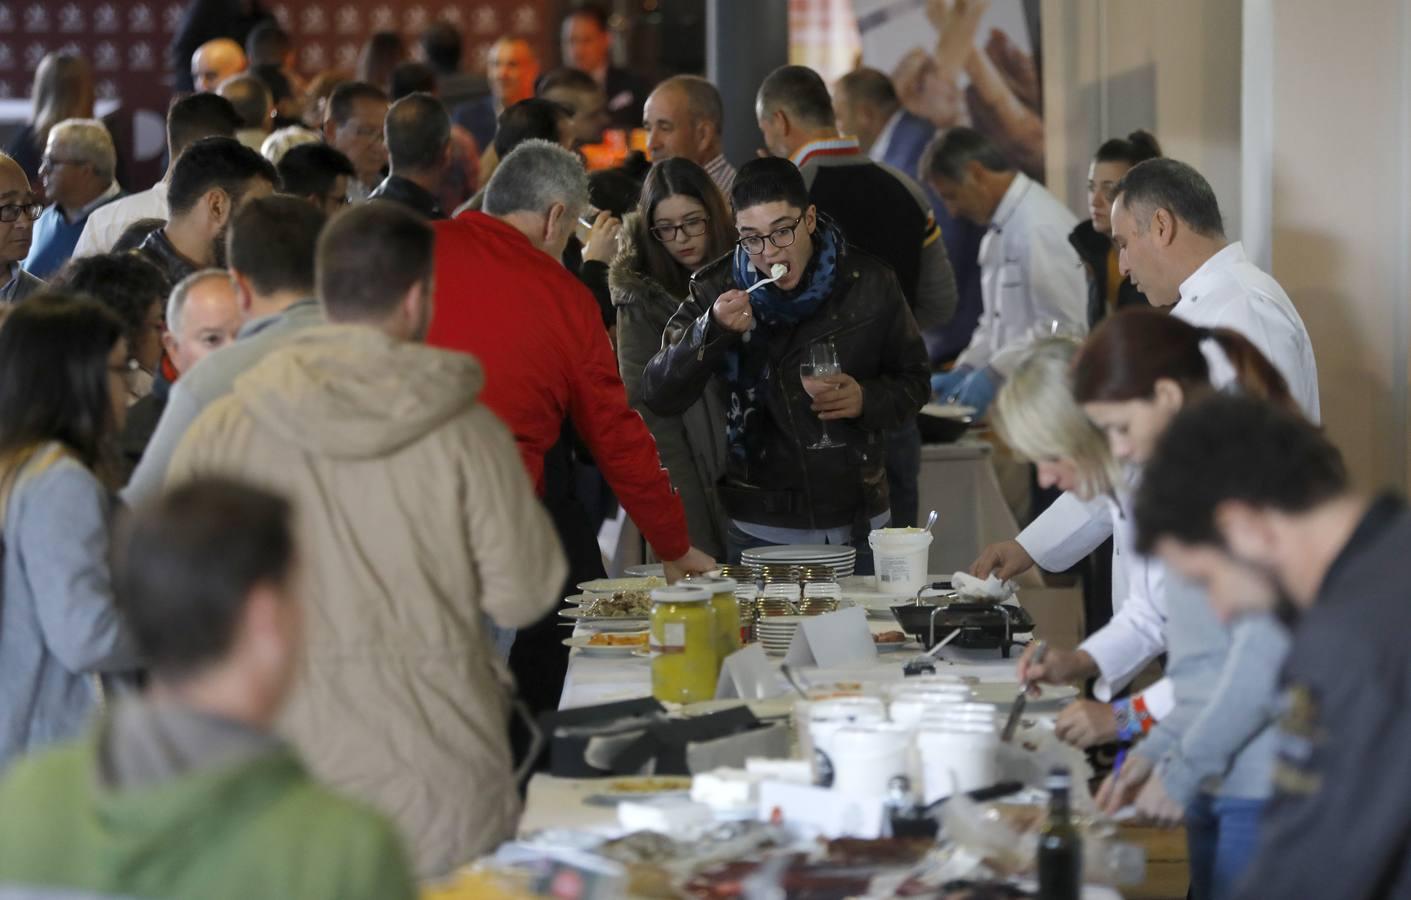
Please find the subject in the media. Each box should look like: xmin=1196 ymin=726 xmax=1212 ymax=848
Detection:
xmin=649 ymin=585 xmax=718 ymax=704
xmin=685 ymin=575 xmax=743 ymax=658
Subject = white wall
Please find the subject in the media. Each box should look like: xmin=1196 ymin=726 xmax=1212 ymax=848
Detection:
xmin=1243 ymin=0 xmax=1411 ymax=491
xmin=1041 ymin=0 xmax=1243 ymax=237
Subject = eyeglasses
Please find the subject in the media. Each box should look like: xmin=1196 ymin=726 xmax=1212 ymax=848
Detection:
xmin=650 ymin=217 xmax=709 ymax=243
xmin=736 ymin=214 xmax=803 ymax=255
xmin=0 ymin=203 xmax=43 ymax=224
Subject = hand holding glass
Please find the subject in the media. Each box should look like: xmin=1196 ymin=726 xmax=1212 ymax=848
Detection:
xmin=800 ymin=342 xmax=843 ymax=449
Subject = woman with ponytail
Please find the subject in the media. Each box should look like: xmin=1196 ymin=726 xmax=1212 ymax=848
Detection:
xmin=1009 ymin=308 xmax=1293 ymax=900
xmin=1070 ymin=130 xmax=1162 ymax=327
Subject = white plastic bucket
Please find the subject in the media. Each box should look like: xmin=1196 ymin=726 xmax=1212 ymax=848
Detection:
xmin=868 ymin=528 xmax=933 ymax=595
xmin=917 ymin=722 xmax=999 ymax=803
xmin=830 ymin=723 xmax=911 ymax=802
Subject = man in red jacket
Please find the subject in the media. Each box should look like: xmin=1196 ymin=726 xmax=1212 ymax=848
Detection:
xmin=429 ymin=138 xmax=714 ymax=580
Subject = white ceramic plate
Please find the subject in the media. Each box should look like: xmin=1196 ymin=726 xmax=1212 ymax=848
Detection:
xmin=921 ymin=402 xmax=978 ymax=419
xmin=562 ymin=634 xmax=649 ymax=656
xmin=558 ymin=608 xmax=650 ymax=631
xmin=623 ymin=564 xmax=666 ymax=577
xmin=742 ymin=545 xmax=857 ymax=562
xmin=575 ymin=576 xmax=665 ymax=593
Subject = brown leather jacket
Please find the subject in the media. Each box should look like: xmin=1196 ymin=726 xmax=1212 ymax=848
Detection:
xmin=641 ymin=243 xmax=929 ymax=532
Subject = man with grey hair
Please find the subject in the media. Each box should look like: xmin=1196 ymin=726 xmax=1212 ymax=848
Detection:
xmin=23 ymin=119 xmax=123 ymax=279
xmin=368 ymin=93 xmax=451 ymax=219
xmin=923 ymin=125 xmax=1085 ymax=416
xmin=430 ymin=139 xmax=715 ymax=725
xmin=643 ymin=74 xmax=735 ymax=193
xmin=217 ymin=74 xmax=274 ymax=153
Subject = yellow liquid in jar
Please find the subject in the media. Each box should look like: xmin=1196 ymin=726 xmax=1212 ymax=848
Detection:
xmin=650 ymin=599 xmax=718 ymax=704
xmin=710 ymin=590 xmax=742 ymax=659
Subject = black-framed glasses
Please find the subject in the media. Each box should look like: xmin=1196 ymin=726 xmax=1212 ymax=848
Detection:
xmin=650 ymin=217 xmax=709 ymax=243
xmin=0 ymin=203 xmax=43 ymax=224
xmin=736 ymin=214 xmax=803 ymax=255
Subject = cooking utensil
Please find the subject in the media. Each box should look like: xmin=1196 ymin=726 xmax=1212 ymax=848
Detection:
xmin=1000 ymin=641 xmax=1047 ymax=742
xmin=923 ymin=509 xmax=938 ymax=533
xmin=746 ymin=262 xmax=789 ymax=294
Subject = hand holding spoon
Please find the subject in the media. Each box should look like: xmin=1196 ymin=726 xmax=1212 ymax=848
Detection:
xmin=746 ymin=263 xmax=790 ymax=294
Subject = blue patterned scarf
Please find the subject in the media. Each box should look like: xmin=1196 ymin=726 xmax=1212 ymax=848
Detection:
xmin=722 ymin=219 xmax=842 ymax=468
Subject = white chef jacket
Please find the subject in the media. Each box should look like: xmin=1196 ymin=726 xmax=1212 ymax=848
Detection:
xmin=1077 ymin=487 xmax=1169 ymax=699
xmin=71 ymin=183 xmax=169 ymax=259
xmin=1015 ymin=242 xmax=1319 ymax=716
xmin=955 ymin=173 xmax=1087 ymax=376
xmin=1170 ymin=242 xmax=1320 ymax=421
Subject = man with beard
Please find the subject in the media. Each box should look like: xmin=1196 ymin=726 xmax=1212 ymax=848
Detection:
xmin=137 ymin=137 xmax=277 ymax=285
xmin=1134 ymin=394 xmax=1411 ymax=900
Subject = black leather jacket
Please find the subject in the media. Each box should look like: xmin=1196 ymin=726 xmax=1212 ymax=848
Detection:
xmin=1069 ymin=218 xmax=1149 ymax=327
xmin=640 ymin=242 xmax=929 ymax=532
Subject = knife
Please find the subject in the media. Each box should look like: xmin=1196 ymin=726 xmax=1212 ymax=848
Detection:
xmin=1000 ymin=640 xmax=1047 ymax=742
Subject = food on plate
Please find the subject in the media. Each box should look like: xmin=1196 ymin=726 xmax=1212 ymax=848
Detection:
xmin=582 ymin=590 xmax=653 ymax=618
xmin=605 ymin=776 xmax=693 ymax=795
xmin=874 ymin=630 xmax=908 ymax=644
xmin=588 ymin=631 xmax=648 ymax=647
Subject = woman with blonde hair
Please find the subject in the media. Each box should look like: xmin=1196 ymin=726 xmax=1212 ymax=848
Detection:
xmin=5 ymin=53 xmax=96 ymax=187
xmin=1003 ymin=310 xmax=1295 ymax=899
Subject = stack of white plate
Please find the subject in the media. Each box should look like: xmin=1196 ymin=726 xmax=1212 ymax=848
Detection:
xmin=741 ymin=544 xmax=857 ymax=578
xmin=754 ymin=615 xmax=807 ymax=656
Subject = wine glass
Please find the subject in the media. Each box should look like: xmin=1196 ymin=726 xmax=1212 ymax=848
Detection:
xmin=800 ymin=341 xmax=844 ymax=450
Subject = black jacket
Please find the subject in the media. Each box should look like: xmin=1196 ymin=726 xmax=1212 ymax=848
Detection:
xmin=368 ymin=175 xmax=445 ymax=220
xmin=1068 ymin=218 xmax=1149 ymax=327
xmin=640 ymin=242 xmax=929 ymax=532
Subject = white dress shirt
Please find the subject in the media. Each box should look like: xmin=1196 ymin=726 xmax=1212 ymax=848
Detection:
xmin=71 ymin=183 xmax=169 ymax=258
xmin=867 ymin=109 xmax=905 ymax=164
xmin=954 ymin=173 xmax=1087 ymax=376
xmin=1170 ymin=241 xmax=1321 ymax=421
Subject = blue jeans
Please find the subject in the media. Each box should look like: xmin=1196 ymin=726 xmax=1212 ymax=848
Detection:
xmin=1185 ymin=794 xmax=1266 ymax=900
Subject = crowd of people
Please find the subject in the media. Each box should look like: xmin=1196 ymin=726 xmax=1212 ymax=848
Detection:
xmin=0 ymin=3 xmax=1402 ymax=899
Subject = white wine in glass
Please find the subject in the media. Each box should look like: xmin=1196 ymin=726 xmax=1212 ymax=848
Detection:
xmin=800 ymin=341 xmax=843 ymax=450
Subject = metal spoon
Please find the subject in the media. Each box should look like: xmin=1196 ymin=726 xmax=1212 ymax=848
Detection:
xmin=923 ymin=509 xmax=938 ymax=533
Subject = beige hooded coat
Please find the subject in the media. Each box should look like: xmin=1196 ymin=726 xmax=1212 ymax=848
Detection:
xmin=168 ymin=324 xmax=567 ymax=877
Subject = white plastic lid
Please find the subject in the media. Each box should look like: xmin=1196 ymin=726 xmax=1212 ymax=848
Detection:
xmin=650 ymin=585 xmax=712 ymax=604
xmin=684 ymin=575 xmax=739 ymax=594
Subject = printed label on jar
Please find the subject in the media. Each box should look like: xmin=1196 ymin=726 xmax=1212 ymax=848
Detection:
xmin=878 ymin=558 xmax=914 ymax=584
xmin=662 ymin=622 xmax=686 ymax=648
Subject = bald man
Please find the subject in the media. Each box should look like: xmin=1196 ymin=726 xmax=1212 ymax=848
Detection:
xmin=191 ymin=39 xmax=247 ymax=94
xmin=163 ymin=269 xmax=242 ymax=375
xmin=0 ymin=154 xmax=44 ymax=304
xmin=643 ymin=75 xmax=735 ymax=193
xmin=218 ymin=74 xmax=273 ymax=151
xmin=452 ymin=37 xmax=539 ymax=151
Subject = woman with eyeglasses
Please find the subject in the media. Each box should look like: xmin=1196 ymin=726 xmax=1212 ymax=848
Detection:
xmin=0 ymin=292 xmax=141 ymax=771
xmin=641 ymin=157 xmax=929 ymax=565
xmin=610 ymin=158 xmax=737 ymax=558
